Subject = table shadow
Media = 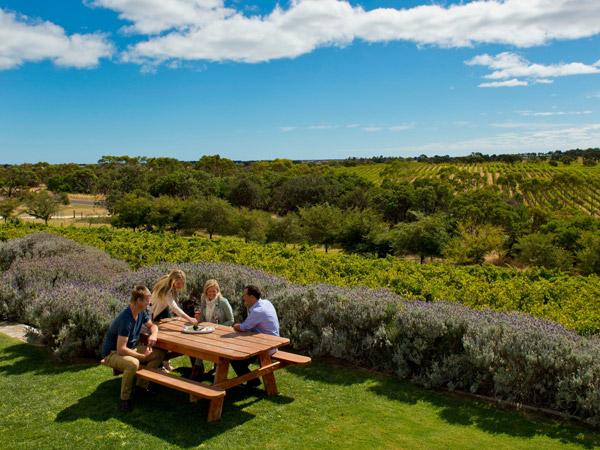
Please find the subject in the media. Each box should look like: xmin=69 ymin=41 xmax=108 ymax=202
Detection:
xmin=55 ymin=379 xmax=258 ymax=447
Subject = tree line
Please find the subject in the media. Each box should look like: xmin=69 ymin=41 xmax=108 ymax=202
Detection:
xmin=2 ymin=151 xmax=600 ymax=275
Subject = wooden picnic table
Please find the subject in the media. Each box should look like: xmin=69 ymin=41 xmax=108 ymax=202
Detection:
xmin=137 ymin=317 xmax=309 ymax=422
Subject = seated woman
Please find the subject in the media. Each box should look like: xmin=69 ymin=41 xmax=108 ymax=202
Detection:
xmin=151 ymin=269 xmax=198 ymax=371
xmin=190 ymin=279 xmax=234 ymax=379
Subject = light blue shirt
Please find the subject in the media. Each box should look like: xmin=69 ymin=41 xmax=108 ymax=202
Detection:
xmin=240 ymin=299 xmax=280 ymax=337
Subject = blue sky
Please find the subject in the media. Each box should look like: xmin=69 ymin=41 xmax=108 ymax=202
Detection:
xmin=1 ymin=0 xmax=599 ymax=164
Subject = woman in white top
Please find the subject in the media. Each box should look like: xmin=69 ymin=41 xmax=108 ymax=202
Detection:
xmin=151 ymin=269 xmax=198 ymax=324
xmin=190 ymin=279 xmax=234 ymax=379
xmin=151 ymin=269 xmax=198 ymax=371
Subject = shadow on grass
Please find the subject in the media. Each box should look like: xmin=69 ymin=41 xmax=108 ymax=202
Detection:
xmin=0 ymin=340 xmax=90 ymax=376
xmin=288 ymin=358 xmax=600 ymax=449
xmin=55 ymin=371 xmax=295 ymax=447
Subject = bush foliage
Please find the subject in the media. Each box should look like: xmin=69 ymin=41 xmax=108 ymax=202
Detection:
xmin=1 ymin=223 xmax=600 ymax=334
xmin=1 ymin=231 xmax=600 ymax=425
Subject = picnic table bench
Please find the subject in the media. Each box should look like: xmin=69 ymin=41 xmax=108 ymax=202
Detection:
xmin=101 ymin=318 xmax=311 ymax=421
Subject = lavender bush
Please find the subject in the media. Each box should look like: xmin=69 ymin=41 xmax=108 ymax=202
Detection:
xmin=0 ymin=232 xmax=90 ymax=271
xmin=2 ymin=233 xmax=600 ymax=425
xmin=111 ymin=262 xmax=290 ymax=322
xmin=27 ymin=282 xmax=125 ymax=361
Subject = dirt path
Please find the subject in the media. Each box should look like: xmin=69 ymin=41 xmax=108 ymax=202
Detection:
xmin=0 ymin=321 xmax=44 ymax=345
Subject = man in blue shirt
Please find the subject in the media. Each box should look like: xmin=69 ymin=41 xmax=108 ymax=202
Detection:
xmin=232 ymin=285 xmax=280 ymax=387
xmin=102 ymin=285 xmax=165 ymax=412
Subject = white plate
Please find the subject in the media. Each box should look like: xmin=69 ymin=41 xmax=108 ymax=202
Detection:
xmin=182 ymin=325 xmax=215 ymax=334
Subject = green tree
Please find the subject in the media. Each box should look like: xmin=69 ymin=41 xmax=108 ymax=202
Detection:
xmin=298 ymin=203 xmax=343 ymax=252
xmin=111 ymin=193 xmax=153 ymax=230
xmin=1 ymin=166 xmax=39 ymax=197
xmin=265 ymin=212 xmax=302 ymax=245
xmin=149 ymin=171 xmax=200 ymax=199
xmin=231 ymin=208 xmax=269 ymax=243
xmin=147 ymin=196 xmax=182 ymax=231
xmin=0 ymin=197 xmax=22 ymax=223
xmin=576 ymin=231 xmax=600 ymax=275
xmin=226 ymin=177 xmax=266 ymax=209
xmin=514 ymin=232 xmax=573 ymax=272
xmin=195 ymin=155 xmax=238 ymax=177
xmin=376 ymin=181 xmax=416 ymax=224
xmin=443 ymin=223 xmax=505 ymax=265
xmin=391 ymin=213 xmax=450 ymax=263
xmin=25 ymin=191 xmax=62 ymax=225
xmin=338 ymin=207 xmax=391 ymax=256
xmin=180 ymin=196 xmax=233 ymax=239
xmin=270 ymin=174 xmax=340 ymax=215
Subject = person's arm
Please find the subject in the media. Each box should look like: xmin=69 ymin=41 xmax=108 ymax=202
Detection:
xmin=166 ymin=291 xmax=198 ymax=325
xmin=117 ymin=335 xmax=152 ymax=360
xmin=144 ymin=319 xmax=159 ymax=348
xmin=221 ymin=298 xmax=234 ymax=326
xmin=236 ymin=308 xmax=261 ymax=332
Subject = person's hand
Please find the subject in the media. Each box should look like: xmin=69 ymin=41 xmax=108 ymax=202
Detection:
xmin=143 ymin=346 xmax=153 ymax=360
xmin=147 ymin=336 xmax=157 ymax=347
xmin=233 ymin=324 xmax=241 ymax=332
xmin=190 ymin=318 xmax=199 ymax=326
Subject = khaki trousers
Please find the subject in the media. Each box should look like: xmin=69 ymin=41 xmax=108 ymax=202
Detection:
xmin=104 ymin=345 xmax=165 ymax=400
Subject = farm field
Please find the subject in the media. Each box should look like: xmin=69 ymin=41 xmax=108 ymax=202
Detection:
xmin=337 ymin=160 xmax=600 ymax=215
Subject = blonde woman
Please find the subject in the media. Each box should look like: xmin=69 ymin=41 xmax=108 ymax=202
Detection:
xmin=151 ymin=269 xmax=198 ymax=371
xmin=190 ymin=279 xmax=234 ymax=379
xmin=151 ymin=269 xmax=198 ymax=325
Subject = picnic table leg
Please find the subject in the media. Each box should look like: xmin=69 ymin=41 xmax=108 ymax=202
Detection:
xmin=204 ymin=359 xmax=229 ymax=422
xmin=258 ymin=352 xmax=278 ymax=397
xmin=213 ymin=358 xmax=230 ymax=386
xmin=207 ymin=397 xmax=224 ymax=422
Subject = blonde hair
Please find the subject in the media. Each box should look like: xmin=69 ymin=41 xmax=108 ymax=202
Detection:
xmin=131 ymin=285 xmax=150 ymax=305
xmin=151 ymin=269 xmax=186 ymax=313
xmin=201 ymin=279 xmax=222 ymax=303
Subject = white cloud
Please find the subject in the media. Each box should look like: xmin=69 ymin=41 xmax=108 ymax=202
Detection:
xmin=0 ymin=8 xmax=114 ymax=70
xmin=307 ymin=125 xmax=337 ymax=130
xmin=107 ymin=0 xmax=600 ymax=65
xmin=467 ymin=52 xmax=600 ymax=79
xmin=363 ymin=126 xmax=383 ymax=132
xmin=518 ymin=110 xmax=593 ymax=116
xmin=467 ymin=51 xmax=600 ymax=87
xmin=389 ymin=123 xmax=414 ymax=131
xmin=479 ymin=78 xmax=528 ymax=88
xmin=401 ymin=122 xmax=600 ymax=155
xmin=279 ymin=126 xmax=296 ymax=132
xmin=490 ymin=122 xmax=568 ymax=129
xmin=85 ymin=0 xmax=235 ymax=35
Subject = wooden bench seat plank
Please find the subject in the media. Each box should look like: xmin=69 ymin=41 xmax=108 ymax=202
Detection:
xmin=136 ymin=368 xmax=225 ymax=399
xmin=271 ymin=351 xmax=312 ymax=369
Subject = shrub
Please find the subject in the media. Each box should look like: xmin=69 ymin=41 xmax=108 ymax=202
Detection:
xmin=27 ymin=282 xmax=124 ymax=361
xmin=0 ymin=233 xmax=130 ymax=321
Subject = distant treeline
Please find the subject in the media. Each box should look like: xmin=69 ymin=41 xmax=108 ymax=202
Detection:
xmin=2 ymin=149 xmax=600 ymax=275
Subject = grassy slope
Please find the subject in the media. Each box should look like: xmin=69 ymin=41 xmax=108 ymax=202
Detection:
xmin=1 ymin=334 xmax=599 ymax=450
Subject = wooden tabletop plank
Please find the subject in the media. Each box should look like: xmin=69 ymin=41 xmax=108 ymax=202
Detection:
xmin=153 ymin=318 xmax=288 ymax=360
xmin=157 ymin=322 xmax=284 ymax=353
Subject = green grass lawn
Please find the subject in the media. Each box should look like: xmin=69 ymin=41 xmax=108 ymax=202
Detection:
xmin=1 ymin=334 xmax=599 ymax=450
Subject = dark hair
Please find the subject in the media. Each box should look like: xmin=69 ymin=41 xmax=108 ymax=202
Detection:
xmin=244 ymin=285 xmax=261 ymax=300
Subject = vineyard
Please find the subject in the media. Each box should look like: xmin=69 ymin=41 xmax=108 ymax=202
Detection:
xmin=338 ymin=160 xmax=600 ymax=216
